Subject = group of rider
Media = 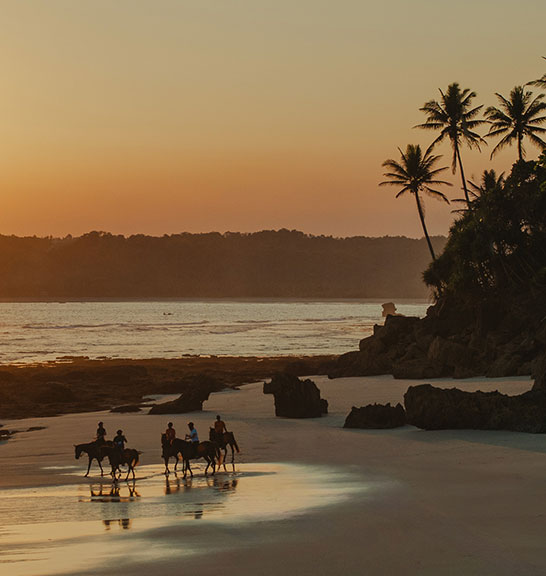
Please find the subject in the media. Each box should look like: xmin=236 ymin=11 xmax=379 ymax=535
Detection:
xmin=95 ymin=414 xmax=229 ymax=453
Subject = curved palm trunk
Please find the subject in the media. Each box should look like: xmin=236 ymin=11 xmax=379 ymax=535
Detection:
xmin=414 ymin=191 xmax=435 ymax=260
xmin=455 ymin=144 xmax=471 ymax=208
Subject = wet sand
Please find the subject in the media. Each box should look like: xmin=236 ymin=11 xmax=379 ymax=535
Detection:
xmin=1 ymin=375 xmax=545 ymax=575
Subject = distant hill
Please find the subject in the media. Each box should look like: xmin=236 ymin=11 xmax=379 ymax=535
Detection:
xmin=0 ymin=230 xmax=446 ymax=299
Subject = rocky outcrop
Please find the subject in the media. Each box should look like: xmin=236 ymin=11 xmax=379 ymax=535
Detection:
xmin=344 ymin=403 xmax=406 ymax=429
xmin=404 ymin=384 xmax=546 ymax=433
xmin=148 ymin=376 xmax=222 ymax=415
xmin=263 ymin=374 xmax=328 ymax=418
xmin=330 ymin=298 xmax=545 ymax=386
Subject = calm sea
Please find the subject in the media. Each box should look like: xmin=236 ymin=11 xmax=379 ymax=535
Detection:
xmin=0 ymin=300 xmax=430 ymax=364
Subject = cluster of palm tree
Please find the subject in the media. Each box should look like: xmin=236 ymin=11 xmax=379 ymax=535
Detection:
xmin=380 ymin=61 xmax=546 ymax=260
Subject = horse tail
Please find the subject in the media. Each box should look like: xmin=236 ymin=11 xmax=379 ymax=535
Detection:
xmin=132 ymin=451 xmax=140 ymax=468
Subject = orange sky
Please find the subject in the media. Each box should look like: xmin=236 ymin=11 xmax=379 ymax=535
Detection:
xmin=0 ymin=1 xmax=544 ymax=238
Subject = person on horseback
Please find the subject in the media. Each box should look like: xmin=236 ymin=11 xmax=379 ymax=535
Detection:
xmin=96 ymin=421 xmax=107 ymax=445
xmin=113 ymin=429 xmax=127 ymax=453
xmin=214 ymin=414 xmax=228 ymax=435
xmin=186 ymin=422 xmax=199 ymax=458
xmin=165 ymin=422 xmax=176 ymax=445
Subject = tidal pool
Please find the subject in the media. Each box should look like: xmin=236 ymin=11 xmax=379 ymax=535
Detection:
xmin=0 ymin=462 xmax=370 ymax=576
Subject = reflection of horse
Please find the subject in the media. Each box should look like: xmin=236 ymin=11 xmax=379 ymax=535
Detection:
xmin=90 ymin=480 xmax=140 ymax=501
xmin=209 ymin=428 xmax=240 ymax=466
xmin=161 ymin=434 xmax=219 ymax=477
xmin=99 ymin=445 xmax=140 ymax=481
xmin=74 ymin=440 xmax=114 ymax=477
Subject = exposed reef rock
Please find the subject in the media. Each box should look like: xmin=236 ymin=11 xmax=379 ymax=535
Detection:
xmin=149 ymin=376 xmax=223 ymax=415
xmin=263 ymin=373 xmax=328 ymax=418
xmin=344 ymin=403 xmax=406 ymax=429
xmin=404 ymin=384 xmax=546 ymax=433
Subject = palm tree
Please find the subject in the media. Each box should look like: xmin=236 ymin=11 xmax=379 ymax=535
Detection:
xmin=485 ymin=86 xmax=546 ymax=161
xmin=416 ymin=83 xmax=487 ymax=208
xmin=380 ymin=144 xmax=451 ymax=260
xmin=468 ymin=169 xmax=505 ymax=197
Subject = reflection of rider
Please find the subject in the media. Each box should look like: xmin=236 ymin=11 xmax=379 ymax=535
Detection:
xmin=96 ymin=421 xmax=107 ymax=444
xmin=214 ymin=414 xmax=228 ymax=435
xmin=186 ymin=422 xmax=199 ymax=457
xmin=165 ymin=422 xmax=176 ymax=445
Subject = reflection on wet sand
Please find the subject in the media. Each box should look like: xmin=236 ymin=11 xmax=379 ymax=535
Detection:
xmin=89 ymin=480 xmax=141 ymax=503
xmin=0 ymin=463 xmax=369 ymax=576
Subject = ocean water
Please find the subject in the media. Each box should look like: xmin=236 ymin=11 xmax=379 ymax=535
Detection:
xmin=0 ymin=300 xmax=430 ymax=364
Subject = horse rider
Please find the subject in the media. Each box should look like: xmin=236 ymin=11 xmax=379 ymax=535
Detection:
xmin=214 ymin=414 xmax=228 ymax=435
xmin=96 ymin=421 xmax=107 ymax=445
xmin=113 ymin=429 xmax=127 ymax=453
xmin=185 ymin=422 xmax=199 ymax=457
xmin=165 ymin=422 xmax=176 ymax=445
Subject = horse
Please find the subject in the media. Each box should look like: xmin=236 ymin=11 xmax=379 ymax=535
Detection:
xmin=74 ymin=440 xmax=113 ymax=477
xmin=209 ymin=428 xmax=240 ymax=466
xmin=161 ymin=434 xmax=219 ymax=477
xmin=99 ymin=445 xmax=140 ymax=481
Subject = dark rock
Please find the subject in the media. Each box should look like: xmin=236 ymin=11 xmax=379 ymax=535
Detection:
xmin=532 ymin=353 xmax=546 ymax=391
xmin=111 ymin=404 xmax=142 ymax=413
xmin=263 ymin=373 xmax=327 ymax=418
xmin=149 ymin=375 xmax=222 ymax=414
xmin=344 ymin=403 xmax=406 ymax=429
xmin=404 ymin=383 xmax=546 ymax=433
xmin=27 ymin=426 xmax=46 ymax=432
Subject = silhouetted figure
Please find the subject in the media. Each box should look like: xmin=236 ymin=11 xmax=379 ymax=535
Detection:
xmin=113 ymin=429 xmax=127 ymax=451
xmin=165 ymin=422 xmax=176 ymax=445
xmin=96 ymin=421 xmax=107 ymax=444
xmin=214 ymin=414 xmax=228 ymax=434
xmin=186 ymin=421 xmax=199 ymax=458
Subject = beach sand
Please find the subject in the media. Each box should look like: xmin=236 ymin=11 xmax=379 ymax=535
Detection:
xmin=1 ymin=374 xmax=545 ymax=575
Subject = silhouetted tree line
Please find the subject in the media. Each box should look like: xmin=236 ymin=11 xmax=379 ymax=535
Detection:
xmin=0 ymin=230 xmax=445 ymax=299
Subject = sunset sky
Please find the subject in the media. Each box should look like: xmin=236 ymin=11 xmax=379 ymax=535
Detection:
xmin=0 ymin=1 xmax=544 ymax=239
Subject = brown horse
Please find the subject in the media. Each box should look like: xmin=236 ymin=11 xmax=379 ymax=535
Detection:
xmin=99 ymin=445 xmax=140 ymax=481
xmin=209 ymin=428 xmax=240 ymax=466
xmin=74 ymin=440 xmax=114 ymax=477
xmin=161 ymin=434 xmax=219 ymax=477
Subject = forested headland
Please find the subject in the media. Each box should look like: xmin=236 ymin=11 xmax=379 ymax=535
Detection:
xmin=0 ymin=230 xmax=445 ymax=299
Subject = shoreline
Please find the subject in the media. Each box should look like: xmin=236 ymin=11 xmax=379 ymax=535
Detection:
xmin=1 ymin=375 xmax=544 ymax=576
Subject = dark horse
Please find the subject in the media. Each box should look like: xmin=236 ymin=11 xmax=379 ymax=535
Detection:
xmin=99 ymin=445 xmax=140 ymax=481
xmin=74 ymin=440 xmax=114 ymax=477
xmin=209 ymin=428 xmax=240 ymax=466
xmin=161 ymin=434 xmax=219 ymax=477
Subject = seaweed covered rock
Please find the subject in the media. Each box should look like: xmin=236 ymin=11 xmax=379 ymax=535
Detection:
xmin=404 ymin=383 xmax=546 ymax=433
xmin=263 ymin=374 xmax=328 ymax=418
xmin=344 ymin=403 xmax=406 ymax=429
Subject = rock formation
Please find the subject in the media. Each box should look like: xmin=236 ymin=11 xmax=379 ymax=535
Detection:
xmin=344 ymin=403 xmax=406 ymax=429
xmin=263 ymin=373 xmax=328 ymax=418
xmin=148 ymin=375 xmax=222 ymax=415
xmin=404 ymin=384 xmax=546 ymax=433
xmin=330 ymin=299 xmax=544 ymax=384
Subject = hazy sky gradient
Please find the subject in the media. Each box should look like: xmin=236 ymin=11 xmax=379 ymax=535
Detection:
xmin=1 ymin=1 xmax=544 ymax=238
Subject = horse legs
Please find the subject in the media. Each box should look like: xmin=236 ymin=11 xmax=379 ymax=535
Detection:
xmin=85 ymin=456 xmax=93 ymax=477
xmin=230 ymin=444 xmax=235 ymax=464
xmin=98 ymin=459 xmax=104 ymax=477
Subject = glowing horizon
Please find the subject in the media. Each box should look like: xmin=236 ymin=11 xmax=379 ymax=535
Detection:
xmin=0 ymin=1 xmax=544 ymax=239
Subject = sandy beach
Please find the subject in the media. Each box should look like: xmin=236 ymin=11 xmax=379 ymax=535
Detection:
xmin=1 ymin=373 xmax=545 ymax=576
